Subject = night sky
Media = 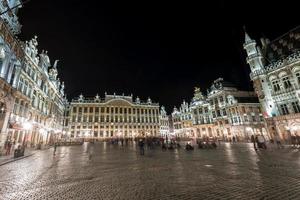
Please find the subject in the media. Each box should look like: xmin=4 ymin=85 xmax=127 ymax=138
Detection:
xmin=18 ymin=0 xmax=298 ymax=113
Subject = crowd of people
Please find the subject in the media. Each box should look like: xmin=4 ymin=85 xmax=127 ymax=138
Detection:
xmin=103 ymin=133 xmax=300 ymax=156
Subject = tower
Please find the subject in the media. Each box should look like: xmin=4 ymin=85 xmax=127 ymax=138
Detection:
xmin=243 ymin=30 xmax=277 ymax=117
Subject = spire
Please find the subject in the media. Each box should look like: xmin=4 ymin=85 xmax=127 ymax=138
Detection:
xmin=244 ymin=26 xmax=253 ymax=43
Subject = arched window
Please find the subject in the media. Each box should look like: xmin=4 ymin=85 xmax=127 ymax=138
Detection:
xmin=282 ymin=76 xmax=292 ymax=89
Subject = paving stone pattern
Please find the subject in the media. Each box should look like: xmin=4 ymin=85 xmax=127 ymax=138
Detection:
xmin=0 ymin=142 xmax=299 ymax=200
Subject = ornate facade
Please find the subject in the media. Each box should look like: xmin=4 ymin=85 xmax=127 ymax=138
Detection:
xmin=7 ymin=37 xmax=66 ymax=147
xmin=0 ymin=1 xmax=67 ymax=151
xmin=64 ymin=94 xmax=160 ymax=139
xmin=171 ymin=78 xmax=266 ymax=140
xmin=159 ymin=106 xmax=169 ymax=137
xmin=244 ymin=26 xmax=300 ymax=141
xmin=0 ymin=0 xmax=24 ymax=149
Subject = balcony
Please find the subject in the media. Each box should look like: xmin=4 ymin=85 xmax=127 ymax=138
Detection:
xmin=249 ymin=69 xmax=265 ymax=80
xmin=246 ymin=52 xmax=262 ymax=63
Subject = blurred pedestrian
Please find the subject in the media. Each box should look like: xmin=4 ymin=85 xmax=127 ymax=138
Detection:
xmin=251 ymin=135 xmax=257 ymax=151
xmin=53 ymin=142 xmax=57 ymax=155
xmin=296 ymin=133 xmax=300 ymax=148
xmin=138 ymin=139 xmax=145 ymax=155
xmin=275 ymin=134 xmax=283 ymax=149
xmin=5 ymin=141 xmax=12 ymax=155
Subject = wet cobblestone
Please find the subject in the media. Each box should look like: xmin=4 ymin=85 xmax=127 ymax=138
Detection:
xmin=0 ymin=142 xmax=300 ymax=200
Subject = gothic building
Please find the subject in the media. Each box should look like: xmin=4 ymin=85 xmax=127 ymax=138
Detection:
xmin=171 ymin=78 xmax=266 ymax=140
xmin=0 ymin=1 xmax=67 ymax=151
xmin=159 ymin=106 xmax=169 ymax=137
xmin=244 ymin=26 xmax=300 ymax=141
xmin=0 ymin=0 xmax=24 ymax=149
xmin=64 ymin=93 xmax=160 ymax=139
xmin=7 ymin=37 xmax=67 ymax=147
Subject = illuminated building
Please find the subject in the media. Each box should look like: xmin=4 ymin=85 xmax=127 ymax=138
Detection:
xmin=244 ymin=26 xmax=300 ymax=141
xmin=0 ymin=1 xmax=24 ymax=149
xmin=159 ymin=106 xmax=169 ymax=137
xmin=171 ymin=78 xmax=266 ymax=140
xmin=0 ymin=1 xmax=67 ymax=150
xmin=65 ymin=93 xmax=160 ymax=139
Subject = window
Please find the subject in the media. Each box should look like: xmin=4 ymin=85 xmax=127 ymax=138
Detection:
xmin=95 ymin=107 xmax=99 ymax=113
xmin=217 ymin=110 xmax=221 ymax=117
xmin=72 ymin=107 xmax=77 ymax=113
xmin=296 ymin=72 xmax=300 ymax=84
xmin=84 ymin=107 xmax=88 ymax=113
xmin=89 ymin=107 xmax=93 ymax=113
xmin=292 ymin=102 xmax=300 ymax=113
xmin=219 ymin=96 xmax=224 ymax=102
xmin=272 ymin=80 xmax=280 ymax=92
xmin=282 ymin=77 xmax=292 ymax=89
xmin=280 ymin=104 xmax=289 ymax=115
xmin=204 ymin=107 xmax=208 ymax=113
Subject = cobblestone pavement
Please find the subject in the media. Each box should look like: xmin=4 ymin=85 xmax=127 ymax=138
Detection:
xmin=0 ymin=142 xmax=300 ymax=200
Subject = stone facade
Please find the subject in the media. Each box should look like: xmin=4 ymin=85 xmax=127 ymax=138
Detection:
xmin=244 ymin=26 xmax=300 ymax=141
xmin=159 ymin=106 xmax=169 ymax=137
xmin=64 ymin=94 xmax=160 ymax=139
xmin=0 ymin=1 xmax=67 ymax=151
xmin=171 ymin=78 xmax=266 ymax=141
xmin=6 ymin=37 xmax=67 ymax=147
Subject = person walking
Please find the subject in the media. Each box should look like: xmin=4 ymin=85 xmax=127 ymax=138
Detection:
xmin=291 ymin=134 xmax=297 ymax=148
xmin=138 ymin=139 xmax=145 ymax=155
xmin=257 ymin=135 xmax=267 ymax=149
xmin=274 ymin=134 xmax=283 ymax=149
xmin=251 ymin=135 xmax=257 ymax=151
xmin=5 ymin=141 xmax=12 ymax=155
xmin=296 ymin=133 xmax=300 ymax=148
xmin=53 ymin=142 xmax=57 ymax=155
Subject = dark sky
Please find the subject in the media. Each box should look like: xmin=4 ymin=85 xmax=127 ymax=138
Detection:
xmin=18 ymin=0 xmax=298 ymax=113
